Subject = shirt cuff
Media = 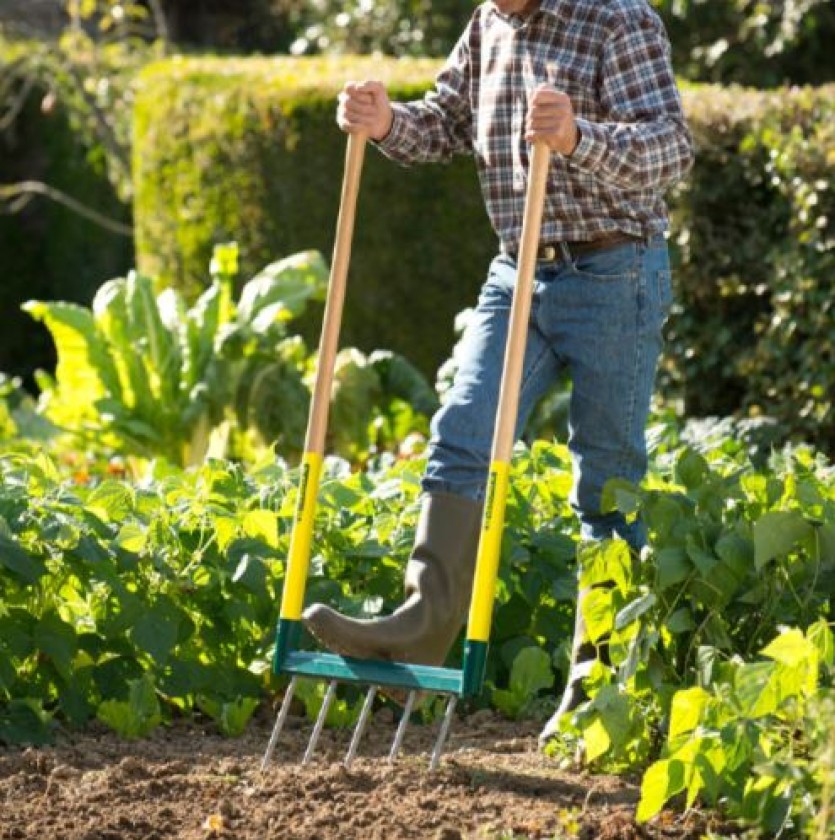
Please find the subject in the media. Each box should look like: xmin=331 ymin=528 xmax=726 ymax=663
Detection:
xmin=568 ymin=118 xmax=609 ymax=171
xmin=374 ymin=103 xmax=411 ymax=154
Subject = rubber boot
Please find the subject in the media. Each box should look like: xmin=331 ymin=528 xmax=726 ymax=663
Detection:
xmin=538 ymin=584 xmax=611 ymax=747
xmin=302 ymin=491 xmax=483 ymax=667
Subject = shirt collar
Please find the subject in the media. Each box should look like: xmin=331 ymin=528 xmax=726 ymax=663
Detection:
xmin=486 ymin=0 xmax=566 ymax=24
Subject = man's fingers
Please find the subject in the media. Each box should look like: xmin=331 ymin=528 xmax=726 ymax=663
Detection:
xmin=343 ymin=98 xmax=378 ymax=118
xmin=529 ymin=86 xmax=571 ymax=106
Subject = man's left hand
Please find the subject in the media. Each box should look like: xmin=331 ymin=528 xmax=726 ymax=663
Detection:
xmin=525 ymin=84 xmax=580 ymax=156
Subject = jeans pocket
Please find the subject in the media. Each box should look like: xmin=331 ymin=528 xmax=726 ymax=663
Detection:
xmin=568 ymin=242 xmax=639 ymax=281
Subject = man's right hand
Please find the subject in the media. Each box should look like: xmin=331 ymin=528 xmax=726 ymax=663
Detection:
xmin=337 ymin=81 xmax=394 ymax=142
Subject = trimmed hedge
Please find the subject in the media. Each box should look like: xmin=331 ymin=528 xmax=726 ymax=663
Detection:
xmin=133 ymin=57 xmax=493 ymax=381
xmin=133 ymin=61 xmax=833 ymax=452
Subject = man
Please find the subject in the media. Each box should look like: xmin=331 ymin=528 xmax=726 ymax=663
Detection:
xmin=303 ymin=0 xmax=694 ymax=745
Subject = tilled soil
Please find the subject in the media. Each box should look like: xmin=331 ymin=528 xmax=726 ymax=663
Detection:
xmin=1 ymin=710 xmax=726 ymax=840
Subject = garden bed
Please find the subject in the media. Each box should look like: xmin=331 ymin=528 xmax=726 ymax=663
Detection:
xmin=0 ymin=712 xmax=726 ymax=840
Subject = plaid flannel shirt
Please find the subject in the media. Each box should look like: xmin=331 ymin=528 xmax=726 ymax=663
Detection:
xmin=378 ymin=0 xmax=695 ymax=254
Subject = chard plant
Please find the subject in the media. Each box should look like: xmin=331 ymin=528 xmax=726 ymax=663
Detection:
xmin=24 ymin=244 xmax=437 ymax=468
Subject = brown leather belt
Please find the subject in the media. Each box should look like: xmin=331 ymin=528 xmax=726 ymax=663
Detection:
xmin=509 ymin=231 xmax=643 ymax=262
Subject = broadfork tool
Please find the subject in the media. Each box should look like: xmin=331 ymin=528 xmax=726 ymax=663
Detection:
xmin=261 ymin=133 xmax=551 ymax=771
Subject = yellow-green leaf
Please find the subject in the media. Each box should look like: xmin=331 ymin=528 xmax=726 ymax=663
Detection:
xmin=242 ymin=509 xmax=278 ymax=549
xmin=669 ymin=686 xmax=711 ymax=741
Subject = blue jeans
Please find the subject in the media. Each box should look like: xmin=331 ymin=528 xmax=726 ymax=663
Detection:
xmin=421 ymin=234 xmax=672 ymax=550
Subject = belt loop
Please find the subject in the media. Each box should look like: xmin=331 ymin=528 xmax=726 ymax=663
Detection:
xmin=558 ymin=241 xmax=575 ymax=267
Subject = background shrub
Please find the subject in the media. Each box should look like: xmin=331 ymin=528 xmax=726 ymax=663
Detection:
xmin=0 ymin=48 xmax=133 ymax=383
xmin=666 ymin=84 xmax=835 ymax=451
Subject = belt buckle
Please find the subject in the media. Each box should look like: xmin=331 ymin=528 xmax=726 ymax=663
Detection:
xmin=538 ymin=244 xmax=558 ymax=262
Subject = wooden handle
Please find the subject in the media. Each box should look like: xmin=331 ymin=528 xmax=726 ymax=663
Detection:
xmin=491 ymin=141 xmax=550 ymax=463
xmin=304 ymin=133 xmax=367 ymax=454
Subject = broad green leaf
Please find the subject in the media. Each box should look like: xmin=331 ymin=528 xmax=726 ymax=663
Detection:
xmin=582 ymin=715 xmax=611 ymax=763
xmin=615 ymin=592 xmax=657 ymax=630
xmin=675 ymin=448 xmax=708 ymax=490
xmin=34 ymin=611 xmax=77 ymax=676
xmin=509 ymin=646 xmax=555 ymax=697
xmin=817 ymin=523 xmax=835 ymax=564
xmin=368 ymin=350 xmax=439 ymax=417
xmin=329 ymin=349 xmax=381 ymax=459
xmin=116 ymin=523 xmax=147 ymax=553
xmin=734 ymin=661 xmax=779 ymax=718
xmin=655 ymin=547 xmax=692 ymax=590
xmin=0 ymin=699 xmax=52 ymax=746
xmin=753 ymin=511 xmax=813 ymax=570
xmin=686 ymin=536 xmax=717 ymax=576
xmin=86 ymin=481 xmax=134 ymax=522
xmin=214 ymin=516 xmax=238 ymax=552
xmin=741 ymin=775 xmax=792 ymax=835
xmin=129 ymin=598 xmax=184 ymax=664
xmin=0 ymin=533 xmax=46 ymax=584
xmin=637 ymin=759 xmax=683 ymax=822
xmin=294 ymin=678 xmax=361 ymax=729
xmin=688 ymin=745 xmax=725 ymax=808
xmin=714 ymin=531 xmax=753 ymax=579
xmin=197 ymin=696 xmax=259 ymax=737
xmin=592 ymin=685 xmax=631 ymax=749
xmin=581 ymin=587 xmax=615 ymax=644
xmin=238 ymin=250 xmax=328 ymax=326
xmin=761 ymin=628 xmax=816 ymax=668
xmin=242 ymin=509 xmax=279 ymax=550
xmin=97 ymin=675 xmax=161 ymax=739
xmin=22 ymin=300 xmax=120 ymax=424
xmin=182 ymin=282 xmax=222 ymax=393
xmin=93 ymin=277 xmax=150 ymax=410
xmin=808 ymin=619 xmax=834 ymax=667
xmin=669 ymin=686 xmax=711 ymax=740
xmin=578 ymin=539 xmax=631 ymax=593
xmin=0 ymin=610 xmax=35 ymax=659
xmin=644 ymin=494 xmax=683 ymax=541
xmin=231 ymin=553 xmax=268 ymax=597
xmin=128 ymin=272 xmax=181 ymax=407
xmin=665 ymin=606 xmax=695 ymax=634
xmin=761 ymin=628 xmax=819 ymax=696
xmin=601 ymin=477 xmax=641 ymax=516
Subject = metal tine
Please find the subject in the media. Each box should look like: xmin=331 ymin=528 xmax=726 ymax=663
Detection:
xmin=344 ymin=685 xmax=377 ymax=769
xmin=388 ymin=690 xmax=417 ymax=762
xmin=429 ymin=695 xmax=458 ymax=771
xmin=302 ymin=680 xmax=338 ymax=766
xmin=260 ymin=675 xmax=298 ymax=772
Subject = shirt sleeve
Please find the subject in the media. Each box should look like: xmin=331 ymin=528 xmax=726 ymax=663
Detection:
xmin=376 ymin=29 xmax=473 ymax=165
xmin=568 ymin=9 xmax=695 ymax=190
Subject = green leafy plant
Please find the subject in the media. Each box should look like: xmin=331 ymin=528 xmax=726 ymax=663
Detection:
xmin=546 ymin=435 xmax=835 ymax=835
xmin=24 ymin=243 xmax=437 ymax=467
xmin=25 ymin=244 xmax=328 ymax=466
xmin=491 ymin=646 xmax=555 ymax=720
xmin=638 ymin=623 xmax=834 ymax=835
xmin=97 ymin=674 xmax=163 ymax=739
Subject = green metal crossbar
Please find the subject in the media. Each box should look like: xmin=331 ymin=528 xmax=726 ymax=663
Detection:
xmin=281 ymin=652 xmax=464 ymax=695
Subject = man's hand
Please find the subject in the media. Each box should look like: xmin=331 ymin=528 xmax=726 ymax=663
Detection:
xmin=525 ymin=83 xmax=579 ymax=156
xmin=337 ymin=81 xmax=394 ymax=142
